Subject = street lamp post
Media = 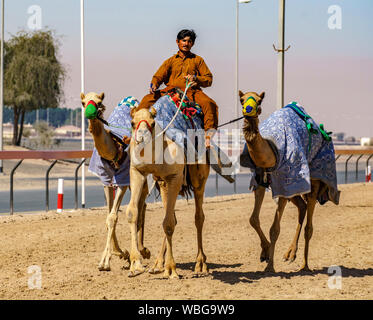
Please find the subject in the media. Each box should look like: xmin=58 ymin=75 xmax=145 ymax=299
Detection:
xmin=276 ymin=0 xmax=286 ymax=109
xmin=80 ymin=0 xmax=86 ymax=208
xmin=235 ymin=0 xmax=252 ymax=133
xmin=234 ymin=0 xmax=252 ymax=192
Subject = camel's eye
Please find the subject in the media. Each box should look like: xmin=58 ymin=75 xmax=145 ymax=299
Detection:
xmin=131 ymin=121 xmax=135 ymax=128
xmin=240 ymin=98 xmax=244 ymax=104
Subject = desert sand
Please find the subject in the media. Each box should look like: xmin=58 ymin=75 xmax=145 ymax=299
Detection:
xmin=0 ymin=181 xmax=372 ymax=300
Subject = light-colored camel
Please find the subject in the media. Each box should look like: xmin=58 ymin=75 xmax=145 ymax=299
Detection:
xmin=239 ymin=90 xmax=330 ymax=273
xmin=80 ymin=92 xmax=150 ymax=271
xmin=126 ymin=106 xmax=210 ymax=278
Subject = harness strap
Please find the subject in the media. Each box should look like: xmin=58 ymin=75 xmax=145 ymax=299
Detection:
xmin=284 ymin=102 xmax=332 ymax=152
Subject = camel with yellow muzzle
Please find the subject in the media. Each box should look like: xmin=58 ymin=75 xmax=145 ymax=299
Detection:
xmin=239 ymin=90 xmax=339 ymax=272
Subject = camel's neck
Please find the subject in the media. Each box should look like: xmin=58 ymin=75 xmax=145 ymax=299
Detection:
xmin=89 ymin=118 xmax=117 ymax=161
xmin=242 ymin=117 xmax=277 ymax=168
xmin=242 ymin=117 xmax=260 ymax=144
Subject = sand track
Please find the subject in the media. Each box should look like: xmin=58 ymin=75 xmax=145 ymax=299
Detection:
xmin=0 ymin=183 xmax=372 ymax=300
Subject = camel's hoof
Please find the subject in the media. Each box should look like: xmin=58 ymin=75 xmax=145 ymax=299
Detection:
xmin=148 ymin=268 xmax=162 ymax=274
xmin=194 ymin=262 xmax=209 ymax=275
xmin=163 ymin=272 xmax=180 ymax=280
xmin=264 ymin=265 xmax=275 ymax=273
xmin=98 ymin=265 xmax=111 ymax=272
xmin=283 ymin=248 xmax=297 ymax=263
xmin=140 ymin=248 xmax=151 ymax=260
xmin=260 ymin=248 xmax=270 ymax=263
xmin=128 ymin=270 xmax=144 ymax=278
xmin=299 ymin=266 xmax=312 ymax=273
xmin=163 ymin=267 xmax=180 ymax=279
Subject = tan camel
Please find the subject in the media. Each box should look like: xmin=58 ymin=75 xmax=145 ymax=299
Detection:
xmin=80 ymin=92 xmax=150 ymax=271
xmin=239 ymin=90 xmax=336 ymax=273
xmin=126 ymin=106 xmax=210 ymax=278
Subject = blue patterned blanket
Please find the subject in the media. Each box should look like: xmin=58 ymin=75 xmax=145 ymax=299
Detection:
xmin=88 ymin=94 xmax=232 ymax=186
xmin=240 ymin=103 xmax=340 ymax=205
xmin=88 ymin=98 xmax=135 ymax=186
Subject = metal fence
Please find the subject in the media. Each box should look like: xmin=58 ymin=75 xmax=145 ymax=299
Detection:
xmin=1 ymin=148 xmax=373 ymax=215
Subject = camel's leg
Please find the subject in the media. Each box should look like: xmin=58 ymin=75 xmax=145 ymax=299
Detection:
xmin=104 ymin=185 xmax=114 ymax=212
xmin=149 ymin=183 xmax=170 ymax=274
xmin=189 ymin=164 xmax=209 ymax=275
xmin=137 ymin=181 xmax=151 ymax=259
xmin=249 ymin=186 xmax=271 ymax=263
xmin=126 ymin=169 xmax=147 ymax=277
xmin=98 ymin=186 xmax=129 ymax=271
xmin=149 ymin=235 xmax=167 ymax=274
xmin=283 ymin=195 xmax=307 ymax=263
xmin=162 ymin=175 xmax=183 ymax=279
xmin=265 ymin=197 xmax=288 ymax=272
xmin=300 ymin=180 xmax=320 ymax=272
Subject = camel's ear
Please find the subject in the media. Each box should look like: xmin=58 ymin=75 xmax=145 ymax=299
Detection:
xmin=80 ymin=92 xmax=85 ymax=101
xmin=259 ymin=91 xmax=265 ymax=99
xmin=98 ymin=92 xmax=105 ymax=101
xmin=239 ymin=90 xmax=245 ymax=98
xmin=150 ymin=106 xmax=157 ymax=118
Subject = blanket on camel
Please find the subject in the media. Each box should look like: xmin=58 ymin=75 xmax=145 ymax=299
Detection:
xmin=89 ymin=92 xmax=234 ymax=187
xmin=240 ymin=102 xmax=340 ymax=205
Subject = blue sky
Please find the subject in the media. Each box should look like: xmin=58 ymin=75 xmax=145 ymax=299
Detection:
xmin=3 ymin=0 xmax=373 ymax=137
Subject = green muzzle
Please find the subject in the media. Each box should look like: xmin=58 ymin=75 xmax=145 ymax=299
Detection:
xmin=85 ymin=100 xmax=98 ymax=119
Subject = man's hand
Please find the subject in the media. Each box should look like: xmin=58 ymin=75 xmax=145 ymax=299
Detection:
xmin=184 ymin=74 xmax=197 ymax=87
xmin=149 ymin=83 xmax=158 ymax=94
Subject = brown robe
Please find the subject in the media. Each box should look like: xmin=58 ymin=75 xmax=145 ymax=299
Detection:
xmin=138 ymin=51 xmax=218 ymax=131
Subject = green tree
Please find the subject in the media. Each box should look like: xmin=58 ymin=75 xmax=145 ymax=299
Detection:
xmin=4 ymin=29 xmax=65 ymax=145
xmin=34 ymin=121 xmax=55 ymax=149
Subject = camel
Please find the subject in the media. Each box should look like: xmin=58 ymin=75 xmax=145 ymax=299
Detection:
xmin=80 ymin=92 xmax=150 ymax=271
xmin=125 ymin=105 xmax=210 ymax=278
xmin=239 ymin=90 xmax=339 ymax=272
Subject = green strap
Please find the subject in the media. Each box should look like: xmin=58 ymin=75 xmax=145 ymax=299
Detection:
xmin=288 ymin=102 xmax=318 ymax=152
xmin=319 ymin=124 xmax=332 ymax=141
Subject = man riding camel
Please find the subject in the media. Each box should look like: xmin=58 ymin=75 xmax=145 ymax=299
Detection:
xmin=138 ymin=29 xmax=219 ymax=148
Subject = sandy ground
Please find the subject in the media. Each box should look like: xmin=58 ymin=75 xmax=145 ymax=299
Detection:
xmin=0 ymin=182 xmax=372 ymax=300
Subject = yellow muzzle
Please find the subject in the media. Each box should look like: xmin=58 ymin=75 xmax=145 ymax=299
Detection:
xmin=242 ymin=96 xmax=258 ymax=117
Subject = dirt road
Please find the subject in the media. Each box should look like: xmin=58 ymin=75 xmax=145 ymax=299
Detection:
xmin=0 ymin=183 xmax=372 ymax=300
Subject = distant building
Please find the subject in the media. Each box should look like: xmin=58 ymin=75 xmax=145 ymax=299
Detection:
xmin=344 ymin=136 xmax=356 ymax=144
xmin=2 ymin=123 xmax=37 ymax=140
xmin=361 ymin=137 xmax=373 ymax=146
xmin=331 ymin=132 xmax=345 ymax=142
xmin=55 ymin=125 xmax=81 ymax=137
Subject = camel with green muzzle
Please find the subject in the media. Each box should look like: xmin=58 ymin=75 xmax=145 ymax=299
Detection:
xmin=239 ymin=90 xmax=339 ymax=273
xmin=80 ymin=91 xmax=150 ymax=272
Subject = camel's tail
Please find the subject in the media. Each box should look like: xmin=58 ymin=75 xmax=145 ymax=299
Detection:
xmin=179 ymin=166 xmax=194 ymax=199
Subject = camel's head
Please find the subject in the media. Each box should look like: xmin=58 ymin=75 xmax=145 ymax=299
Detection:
xmin=80 ymin=92 xmax=106 ymax=119
xmin=130 ymin=106 xmax=157 ymax=145
xmin=239 ymin=90 xmax=265 ymax=118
